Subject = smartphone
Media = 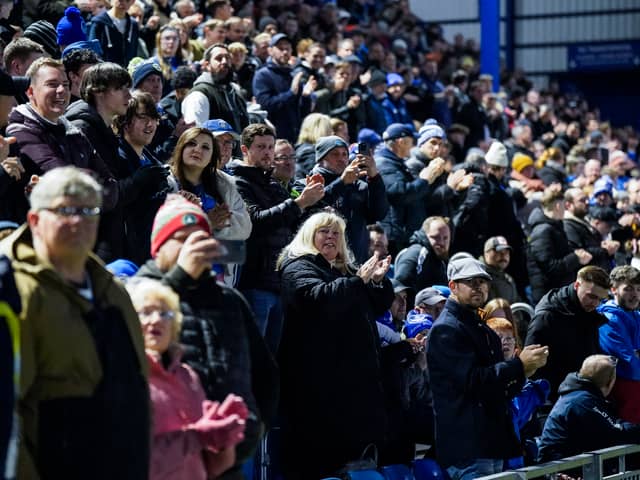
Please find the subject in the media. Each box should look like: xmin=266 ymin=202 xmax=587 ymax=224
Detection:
xmin=215 ymin=240 xmax=246 ymax=265
xmin=358 ymin=142 xmax=370 ymax=156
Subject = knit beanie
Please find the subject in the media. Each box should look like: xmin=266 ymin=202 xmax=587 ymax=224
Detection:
xmin=485 ymin=141 xmax=509 ymax=168
xmin=56 ymin=6 xmax=87 ymax=47
xmin=24 ymin=20 xmax=59 ymax=58
xmin=417 ymin=119 xmax=446 ymax=147
xmin=511 ymin=152 xmax=534 ymax=173
xmin=315 ymin=135 xmax=348 ymax=163
xmin=150 ymin=194 xmax=211 ymax=257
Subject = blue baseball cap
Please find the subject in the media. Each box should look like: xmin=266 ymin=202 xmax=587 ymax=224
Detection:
xmin=386 ymin=72 xmax=405 ymax=87
xmin=382 ymin=123 xmax=414 ymax=141
xmin=357 ymin=128 xmax=382 ymax=146
xmin=203 ymin=118 xmax=240 ymax=139
xmin=270 ymin=32 xmax=291 ymax=47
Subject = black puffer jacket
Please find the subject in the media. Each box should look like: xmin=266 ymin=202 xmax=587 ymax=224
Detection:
xmin=394 ymin=229 xmax=447 ymax=295
xmin=136 ymin=261 xmax=278 ymax=474
xmin=231 ymin=163 xmax=304 ymax=292
xmin=427 ymin=298 xmax=525 ymax=468
xmin=538 ymin=372 xmax=640 ymax=462
xmin=278 ymin=253 xmax=393 ymax=479
xmin=563 ymin=215 xmax=612 ymax=272
xmin=525 ymin=285 xmax=605 ymax=400
xmin=527 ymin=208 xmax=582 ymax=303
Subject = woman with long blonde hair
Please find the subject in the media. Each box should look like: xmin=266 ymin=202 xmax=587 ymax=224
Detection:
xmin=277 ymin=211 xmax=394 ymax=479
xmin=294 ymin=112 xmax=333 ymax=179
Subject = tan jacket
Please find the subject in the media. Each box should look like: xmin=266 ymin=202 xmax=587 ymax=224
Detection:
xmin=0 ymin=225 xmax=148 ymax=479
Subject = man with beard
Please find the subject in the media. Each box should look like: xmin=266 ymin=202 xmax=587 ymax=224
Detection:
xmin=395 ymin=216 xmax=450 ymax=305
xmin=252 ymin=33 xmax=316 ymax=143
xmin=182 ymin=43 xmax=249 ymax=132
xmin=481 ymin=236 xmax=519 ymax=304
xmin=428 ymin=257 xmax=548 ymax=479
xmin=564 ymin=188 xmax=619 ymax=272
xmin=598 ymin=266 xmax=640 ymax=423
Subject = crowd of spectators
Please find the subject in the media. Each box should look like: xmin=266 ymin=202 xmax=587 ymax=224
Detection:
xmin=1 ymin=0 xmax=640 ymax=479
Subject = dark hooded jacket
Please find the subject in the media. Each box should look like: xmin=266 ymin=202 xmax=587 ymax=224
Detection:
xmin=5 ymin=104 xmax=119 ymax=241
xmin=375 ymin=145 xmax=432 ymax=248
xmin=136 ymin=261 xmax=278 ymax=475
xmin=394 ymin=228 xmax=447 ymax=295
xmin=525 ymin=285 xmax=606 ymax=400
xmin=538 ymin=372 xmax=640 ymax=462
xmin=230 ymin=163 xmax=304 ymax=293
xmin=527 ymin=207 xmax=582 ymax=303
xmin=278 ymin=253 xmax=393 ymax=479
xmin=427 ymin=298 xmax=525 ymax=468
xmin=563 ymin=213 xmax=612 ymax=272
xmin=252 ymin=59 xmax=312 ymax=143
xmin=88 ymin=10 xmax=139 ymax=67
xmin=450 ymin=172 xmax=491 ymax=257
xmin=294 ymin=142 xmax=315 ymax=180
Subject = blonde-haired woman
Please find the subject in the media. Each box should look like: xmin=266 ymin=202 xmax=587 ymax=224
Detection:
xmin=294 ymin=112 xmax=333 ymax=179
xmin=127 ymin=279 xmax=248 ymax=480
xmin=277 ymin=212 xmax=394 ymax=479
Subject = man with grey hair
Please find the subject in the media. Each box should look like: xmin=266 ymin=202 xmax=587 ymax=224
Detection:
xmin=538 ymin=354 xmax=640 ymax=462
xmin=0 ymin=166 xmax=150 ymax=479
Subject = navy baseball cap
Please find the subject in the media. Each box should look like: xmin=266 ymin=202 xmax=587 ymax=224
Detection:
xmin=382 ymin=123 xmax=414 ymax=141
xmin=270 ymin=33 xmax=291 ymax=47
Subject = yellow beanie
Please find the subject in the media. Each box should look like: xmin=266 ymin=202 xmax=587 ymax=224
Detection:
xmin=511 ymin=153 xmax=534 ymax=173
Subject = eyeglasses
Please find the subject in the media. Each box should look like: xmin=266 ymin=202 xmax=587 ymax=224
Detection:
xmin=137 ymin=309 xmax=175 ymax=322
xmin=42 ymin=206 xmax=101 ymax=218
xmin=274 ymin=155 xmax=296 ymax=162
xmin=499 ymin=336 xmax=516 ymax=345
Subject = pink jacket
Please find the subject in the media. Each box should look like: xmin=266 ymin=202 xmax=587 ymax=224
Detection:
xmin=148 ymin=349 xmax=208 ymax=480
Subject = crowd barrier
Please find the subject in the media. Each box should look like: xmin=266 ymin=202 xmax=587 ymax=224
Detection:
xmin=478 ymin=444 xmax=640 ymax=480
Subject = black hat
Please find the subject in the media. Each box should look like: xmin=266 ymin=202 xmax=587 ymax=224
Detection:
xmin=24 ymin=20 xmax=59 ymax=58
xmin=589 ymin=206 xmax=618 ymax=224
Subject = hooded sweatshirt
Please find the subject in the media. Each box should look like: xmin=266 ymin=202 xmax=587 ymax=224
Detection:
xmin=88 ymin=10 xmax=139 ymax=66
xmin=538 ymin=372 xmax=640 ymax=462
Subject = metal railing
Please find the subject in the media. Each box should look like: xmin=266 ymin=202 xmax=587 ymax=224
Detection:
xmin=477 ymin=444 xmax=640 ymax=480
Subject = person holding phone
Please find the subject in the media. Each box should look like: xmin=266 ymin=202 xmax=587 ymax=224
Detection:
xmin=136 ymin=194 xmax=278 ymax=479
xmin=294 ymin=135 xmax=389 ymax=264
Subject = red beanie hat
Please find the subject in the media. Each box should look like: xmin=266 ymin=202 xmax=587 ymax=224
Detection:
xmin=150 ymin=194 xmax=211 ymax=257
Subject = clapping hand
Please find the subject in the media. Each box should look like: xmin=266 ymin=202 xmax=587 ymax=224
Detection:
xmin=371 ymin=254 xmax=391 ymax=283
xmin=357 ymin=252 xmax=391 ymax=283
xmin=208 ymin=203 xmax=232 ymax=230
